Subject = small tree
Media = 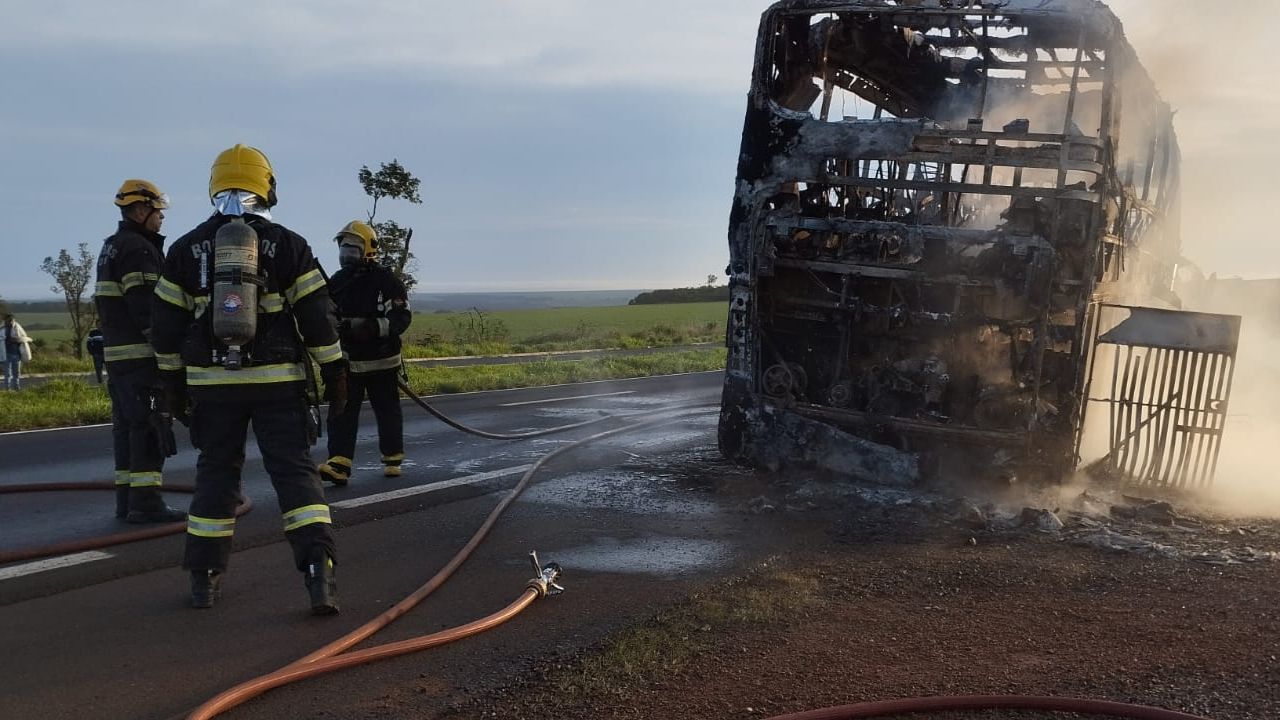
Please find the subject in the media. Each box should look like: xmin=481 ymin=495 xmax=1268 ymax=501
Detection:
xmin=40 ymin=243 xmax=97 ymax=359
xmin=706 ymin=274 xmax=718 ymax=287
xmin=358 ymin=159 xmax=423 ymax=292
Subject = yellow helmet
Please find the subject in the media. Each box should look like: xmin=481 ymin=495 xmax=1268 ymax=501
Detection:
xmin=114 ymin=179 xmax=169 ymax=209
xmin=335 ymin=220 xmax=378 ymax=259
xmin=209 ymin=144 xmax=276 ymax=206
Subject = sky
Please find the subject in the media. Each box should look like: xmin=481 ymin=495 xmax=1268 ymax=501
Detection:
xmin=1 ymin=1 xmax=1273 ymax=300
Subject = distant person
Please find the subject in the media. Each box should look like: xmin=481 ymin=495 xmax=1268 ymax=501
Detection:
xmin=86 ymin=327 xmax=105 ymax=384
xmin=0 ymin=314 xmax=33 ymax=390
xmin=319 ymin=221 xmax=413 ymax=485
xmin=94 ymin=179 xmax=186 ymax=524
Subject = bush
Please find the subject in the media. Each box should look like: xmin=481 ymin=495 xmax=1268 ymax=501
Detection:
xmin=450 ymin=309 xmax=510 ymax=345
xmin=629 ymin=286 xmax=729 ymax=305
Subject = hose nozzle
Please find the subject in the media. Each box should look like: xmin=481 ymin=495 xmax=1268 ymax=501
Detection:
xmin=526 ymin=550 xmax=564 ymax=598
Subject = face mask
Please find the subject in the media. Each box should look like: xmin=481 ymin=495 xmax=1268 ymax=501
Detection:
xmin=339 ymin=244 xmax=364 ymax=269
xmin=212 ymin=190 xmax=272 ymax=220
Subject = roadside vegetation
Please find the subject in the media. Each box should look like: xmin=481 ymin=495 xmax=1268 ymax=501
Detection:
xmin=2 ymin=301 xmax=727 ymax=431
xmin=402 ymin=348 xmax=725 ymax=395
xmin=0 ymin=348 xmax=726 ymax=432
xmin=0 ymin=380 xmax=113 ymax=431
xmin=403 ymin=303 xmax=726 ymax=357
xmin=15 ymin=302 xmax=727 ymax=373
xmin=498 ymin=561 xmax=823 ymax=702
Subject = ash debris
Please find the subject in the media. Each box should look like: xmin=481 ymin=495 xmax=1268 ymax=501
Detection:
xmin=650 ymin=441 xmax=1280 ymax=566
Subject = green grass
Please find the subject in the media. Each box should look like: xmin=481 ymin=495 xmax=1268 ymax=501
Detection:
xmin=16 ymin=312 xmax=75 ymax=342
xmin=18 ymin=302 xmax=729 ymax=371
xmin=25 ymin=356 xmax=94 ymax=374
xmin=0 ymin=380 xmax=112 ymax=431
xmin=14 ymin=310 xmax=91 ymax=364
xmin=402 ymin=348 xmax=725 ymax=395
xmin=550 ymin=563 xmax=822 ymax=698
xmin=404 ymin=303 xmax=727 ymax=357
xmin=0 ymin=349 xmax=726 ymax=432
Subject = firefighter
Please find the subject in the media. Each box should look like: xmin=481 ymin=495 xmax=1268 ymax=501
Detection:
xmin=94 ymin=179 xmax=186 ymax=523
xmin=318 ymin=221 xmax=413 ymax=485
xmin=151 ymin=144 xmax=348 ymax=614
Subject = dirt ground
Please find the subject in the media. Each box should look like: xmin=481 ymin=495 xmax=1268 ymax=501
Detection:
xmin=442 ymin=458 xmax=1280 ymax=720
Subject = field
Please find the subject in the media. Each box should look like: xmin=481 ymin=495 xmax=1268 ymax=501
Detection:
xmin=0 ymin=300 xmax=728 ymax=431
xmin=405 ymin=302 xmax=727 ymax=355
xmin=13 ymin=303 xmax=727 ymax=347
xmin=16 ymin=312 xmax=77 ymax=343
xmin=11 ymin=302 xmax=728 ymax=368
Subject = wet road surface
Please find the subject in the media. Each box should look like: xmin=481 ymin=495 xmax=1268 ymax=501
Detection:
xmin=0 ymin=371 xmax=811 ymax=720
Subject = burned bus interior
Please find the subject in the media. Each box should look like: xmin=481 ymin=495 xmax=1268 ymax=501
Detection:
xmin=718 ymin=0 xmax=1234 ymax=487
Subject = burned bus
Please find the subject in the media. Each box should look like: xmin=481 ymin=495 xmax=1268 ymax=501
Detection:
xmin=718 ymin=0 xmax=1238 ymax=486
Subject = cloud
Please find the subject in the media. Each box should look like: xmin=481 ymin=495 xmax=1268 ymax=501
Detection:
xmin=5 ymin=0 xmax=1279 ymax=299
xmin=3 ymin=1 xmax=761 ymax=92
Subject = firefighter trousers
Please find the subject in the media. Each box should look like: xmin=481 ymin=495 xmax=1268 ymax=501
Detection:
xmin=183 ymin=385 xmax=335 ymax=573
xmin=326 ymin=368 xmax=404 ymax=466
xmin=105 ymin=365 xmax=165 ymax=490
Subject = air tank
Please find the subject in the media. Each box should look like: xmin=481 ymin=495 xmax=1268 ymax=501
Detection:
xmin=212 ymin=218 xmax=259 ymax=370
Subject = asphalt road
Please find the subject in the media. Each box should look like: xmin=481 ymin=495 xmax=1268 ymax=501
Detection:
xmin=0 ymin=371 xmax=801 ymax=720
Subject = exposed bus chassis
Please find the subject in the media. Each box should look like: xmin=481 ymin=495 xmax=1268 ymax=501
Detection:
xmin=719 ymin=0 xmax=1189 ymax=484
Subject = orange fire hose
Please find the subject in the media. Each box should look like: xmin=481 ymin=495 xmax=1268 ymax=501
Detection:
xmin=763 ymin=695 xmax=1213 ymax=719
xmin=191 ymin=587 xmax=541 ymax=718
xmin=0 ymin=482 xmax=253 ymax=565
xmin=184 ymin=406 xmax=715 ymax=720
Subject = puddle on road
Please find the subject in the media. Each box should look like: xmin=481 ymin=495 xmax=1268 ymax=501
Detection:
xmin=614 ymin=417 xmax=715 ymax=453
xmin=552 ymin=535 xmax=731 ymax=576
xmin=522 ymin=468 xmax=722 ymax=517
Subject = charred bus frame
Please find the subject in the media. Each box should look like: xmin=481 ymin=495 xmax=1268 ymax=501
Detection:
xmin=718 ymin=0 xmax=1195 ymax=483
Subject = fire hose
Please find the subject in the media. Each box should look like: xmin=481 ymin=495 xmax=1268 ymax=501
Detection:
xmin=5 ymin=397 xmax=1216 ymax=720
xmin=395 ymin=377 xmax=617 ymax=439
xmin=183 ymin=405 xmax=716 ymax=719
xmin=762 ymin=696 xmax=1212 ymax=719
xmin=0 ymin=483 xmax=253 ymax=565
xmin=0 ymin=381 xmax=618 ymax=565
xmin=183 ymin=392 xmax=1214 ymax=720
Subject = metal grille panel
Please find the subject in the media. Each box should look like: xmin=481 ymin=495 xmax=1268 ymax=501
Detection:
xmin=1084 ymin=305 xmax=1240 ymax=488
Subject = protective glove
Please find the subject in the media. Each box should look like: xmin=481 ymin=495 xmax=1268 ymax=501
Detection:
xmin=149 ymin=409 xmax=178 ymax=457
xmin=159 ymin=370 xmax=190 ymax=428
xmin=338 ymin=317 xmax=378 ymax=344
xmin=319 ymin=359 xmax=349 ymax=420
xmin=143 ymin=384 xmax=179 ymax=457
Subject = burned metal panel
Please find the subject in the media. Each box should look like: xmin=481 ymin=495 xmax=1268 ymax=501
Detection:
xmin=1084 ymin=305 xmax=1240 ymax=488
xmin=720 ymin=0 xmax=1183 ymax=484
xmin=1098 ymin=306 xmax=1241 ymax=355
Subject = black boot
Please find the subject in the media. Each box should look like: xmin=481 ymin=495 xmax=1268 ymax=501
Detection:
xmin=115 ymin=486 xmax=130 ymax=519
xmin=190 ymin=569 xmax=222 ymax=609
xmin=126 ymin=486 xmax=187 ymax=524
xmin=304 ymin=549 xmax=339 ymax=616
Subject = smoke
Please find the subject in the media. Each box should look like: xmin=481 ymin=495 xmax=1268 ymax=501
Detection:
xmin=1107 ymin=0 xmax=1280 ymax=279
xmin=1098 ymin=1 xmax=1280 ymax=516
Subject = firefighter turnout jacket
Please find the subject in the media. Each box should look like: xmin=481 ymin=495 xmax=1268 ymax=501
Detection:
xmin=320 ymin=261 xmax=412 ymax=483
xmin=95 ymin=220 xmax=164 ymax=371
xmin=152 ymin=212 xmax=342 ymax=574
xmin=151 ymin=213 xmax=342 ymax=391
xmin=328 ymin=262 xmax=411 ymax=373
xmin=96 ymin=219 xmax=174 ymax=504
